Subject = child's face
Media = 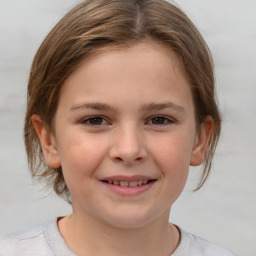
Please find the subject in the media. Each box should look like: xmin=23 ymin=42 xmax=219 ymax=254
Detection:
xmin=37 ymin=41 xmax=210 ymax=228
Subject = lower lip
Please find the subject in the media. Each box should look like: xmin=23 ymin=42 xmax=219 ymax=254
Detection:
xmin=101 ymin=181 xmax=156 ymax=196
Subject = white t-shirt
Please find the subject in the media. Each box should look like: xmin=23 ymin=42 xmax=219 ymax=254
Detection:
xmin=0 ymin=218 xmax=238 ymax=256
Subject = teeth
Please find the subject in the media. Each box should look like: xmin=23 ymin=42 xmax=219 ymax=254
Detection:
xmin=107 ymin=180 xmax=150 ymax=187
xmin=137 ymin=180 xmax=143 ymax=185
xmin=120 ymin=181 xmax=129 ymax=187
xmin=129 ymin=181 xmax=138 ymax=187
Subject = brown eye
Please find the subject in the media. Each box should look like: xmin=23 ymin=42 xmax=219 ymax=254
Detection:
xmin=151 ymin=116 xmax=165 ymax=124
xmin=148 ymin=116 xmax=173 ymax=125
xmin=83 ymin=116 xmax=107 ymax=125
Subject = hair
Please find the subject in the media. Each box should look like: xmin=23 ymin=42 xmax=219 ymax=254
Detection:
xmin=24 ymin=0 xmax=221 ymax=202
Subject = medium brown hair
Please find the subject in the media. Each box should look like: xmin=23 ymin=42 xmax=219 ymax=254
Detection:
xmin=24 ymin=0 xmax=221 ymax=202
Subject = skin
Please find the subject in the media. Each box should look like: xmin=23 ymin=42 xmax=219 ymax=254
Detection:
xmin=32 ymin=40 xmax=213 ymax=256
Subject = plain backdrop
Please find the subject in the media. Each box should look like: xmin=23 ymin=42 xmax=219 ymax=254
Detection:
xmin=0 ymin=1 xmax=255 ymax=255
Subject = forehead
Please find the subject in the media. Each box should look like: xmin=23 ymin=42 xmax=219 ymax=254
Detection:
xmin=58 ymin=40 xmax=193 ymax=113
xmin=84 ymin=40 xmax=187 ymax=77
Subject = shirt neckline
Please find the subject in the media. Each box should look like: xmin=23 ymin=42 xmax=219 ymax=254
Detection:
xmin=44 ymin=218 xmax=188 ymax=256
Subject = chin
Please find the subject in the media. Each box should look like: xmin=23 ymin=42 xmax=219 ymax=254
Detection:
xmin=101 ymin=206 xmax=162 ymax=230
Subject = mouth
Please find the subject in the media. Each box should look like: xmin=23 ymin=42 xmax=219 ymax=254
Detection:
xmin=101 ymin=179 xmax=155 ymax=187
xmin=100 ymin=176 xmax=157 ymax=196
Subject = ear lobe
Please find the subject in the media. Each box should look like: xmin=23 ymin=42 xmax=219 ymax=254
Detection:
xmin=31 ymin=114 xmax=61 ymax=168
xmin=190 ymin=116 xmax=213 ymax=166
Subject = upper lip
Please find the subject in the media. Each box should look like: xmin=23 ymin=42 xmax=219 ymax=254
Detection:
xmin=100 ymin=175 xmax=156 ymax=182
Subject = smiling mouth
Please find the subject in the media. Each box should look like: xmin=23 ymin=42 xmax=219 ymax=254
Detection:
xmin=101 ymin=179 xmax=156 ymax=187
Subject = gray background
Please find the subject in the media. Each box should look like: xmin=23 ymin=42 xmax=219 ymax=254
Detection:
xmin=0 ymin=0 xmax=255 ymax=255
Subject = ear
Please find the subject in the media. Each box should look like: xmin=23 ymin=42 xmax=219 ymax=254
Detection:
xmin=190 ymin=116 xmax=214 ymax=166
xmin=31 ymin=114 xmax=61 ymax=168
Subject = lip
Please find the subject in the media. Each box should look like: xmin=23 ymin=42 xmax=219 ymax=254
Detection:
xmin=100 ymin=175 xmax=155 ymax=182
xmin=100 ymin=175 xmax=157 ymax=196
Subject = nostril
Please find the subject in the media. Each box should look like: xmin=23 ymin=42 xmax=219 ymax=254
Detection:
xmin=115 ymin=157 xmax=123 ymax=162
xmin=110 ymin=145 xmax=147 ymax=165
xmin=114 ymin=156 xmax=144 ymax=164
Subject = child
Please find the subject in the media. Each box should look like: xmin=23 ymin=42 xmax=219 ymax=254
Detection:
xmin=0 ymin=0 xmax=238 ymax=255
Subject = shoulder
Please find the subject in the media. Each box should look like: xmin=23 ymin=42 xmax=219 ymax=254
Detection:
xmin=172 ymin=228 xmax=239 ymax=256
xmin=0 ymin=220 xmax=54 ymax=256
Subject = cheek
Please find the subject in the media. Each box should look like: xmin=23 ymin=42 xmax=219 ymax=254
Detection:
xmin=150 ymin=130 xmax=195 ymax=170
xmin=56 ymin=133 xmax=108 ymax=191
xmin=148 ymin=132 xmax=194 ymax=196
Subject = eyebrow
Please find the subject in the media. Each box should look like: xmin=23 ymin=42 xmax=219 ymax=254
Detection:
xmin=70 ymin=102 xmax=117 ymax=112
xmin=70 ymin=102 xmax=185 ymax=113
xmin=140 ymin=102 xmax=186 ymax=113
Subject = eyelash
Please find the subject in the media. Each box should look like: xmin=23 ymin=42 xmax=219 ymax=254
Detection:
xmin=81 ymin=116 xmax=109 ymax=126
xmin=146 ymin=116 xmax=174 ymax=125
xmin=81 ymin=115 xmax=174 ymax=126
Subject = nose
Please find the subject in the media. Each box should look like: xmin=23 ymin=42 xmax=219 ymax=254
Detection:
xmin=109 ymin=124 xmax=147 ymax=166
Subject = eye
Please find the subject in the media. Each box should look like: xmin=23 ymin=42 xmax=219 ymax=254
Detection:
xmin=147 ymin=116 xmax=174 ymax=125
xmin=82 ymin=116 xmax=109 ymax=126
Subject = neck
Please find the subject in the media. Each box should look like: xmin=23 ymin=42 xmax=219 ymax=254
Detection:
xmin=58 ymin=209 xmax=180 ymax=256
